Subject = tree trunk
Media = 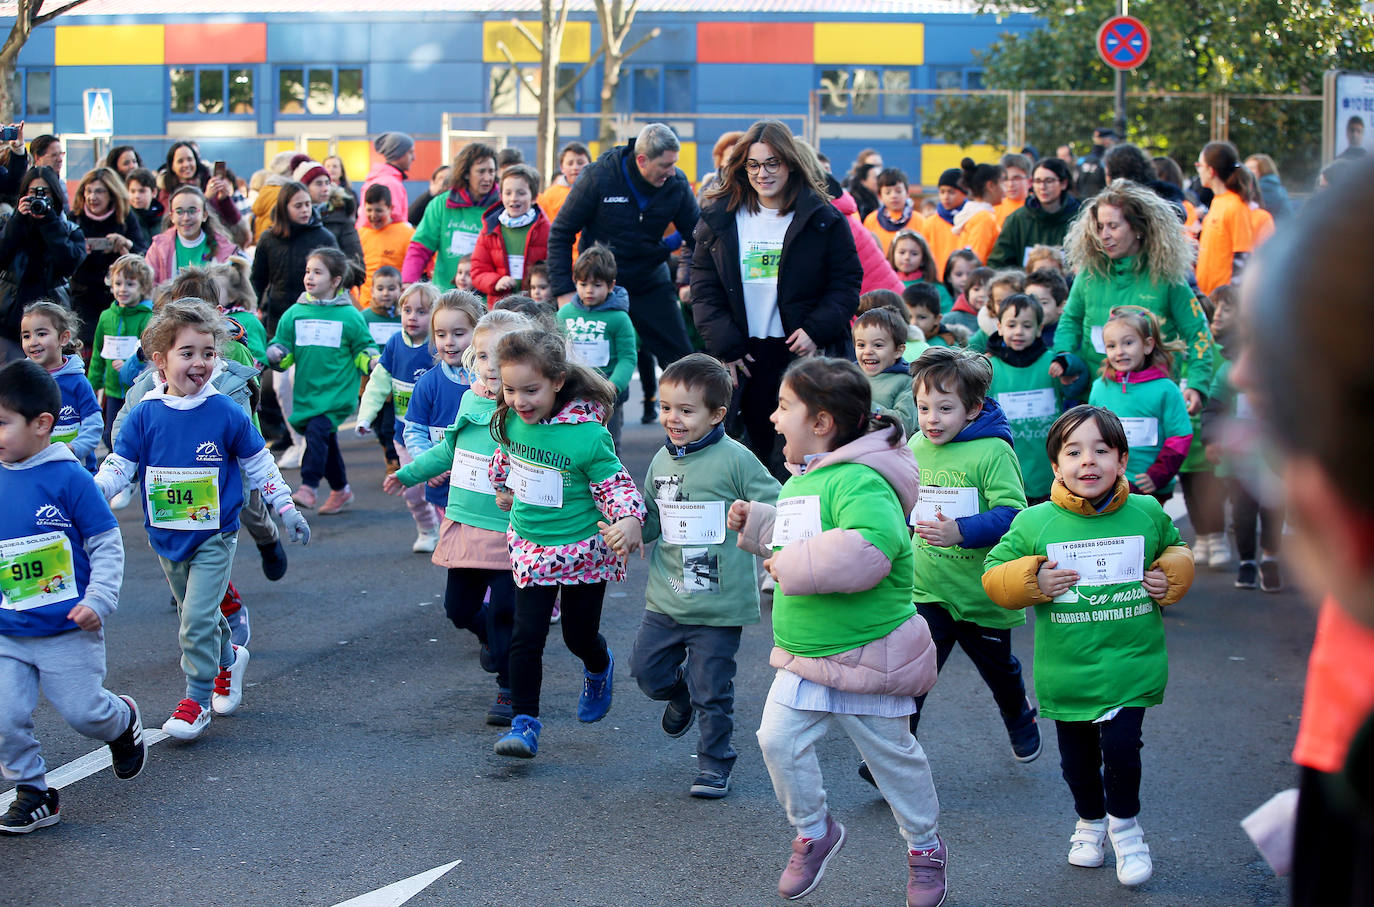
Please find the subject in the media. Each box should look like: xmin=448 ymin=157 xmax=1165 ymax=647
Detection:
xmin=538 ymin=7 xmax=560 ymax=182
xmin=598 ymin=57 xmax=622 ymax=147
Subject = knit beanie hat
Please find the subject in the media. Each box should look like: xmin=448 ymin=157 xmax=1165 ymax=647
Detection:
xmin=937 ymin=168 xmax=964 ymax=190
xmin=374 ymin=132 xmax=415 ymax=163
xmin=293 ymin=160 xmax=330 ymax=187
xmin=269 ymin=150 xmax=300 ymax=175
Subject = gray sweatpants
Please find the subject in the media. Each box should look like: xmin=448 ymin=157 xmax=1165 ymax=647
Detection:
xmin=0 ymin=630 xmax=131 ymax=789
xmin=159 ymin=532 xmax=237 ymax=706
xmin=239 ymin=489 xmax=279 ymax=546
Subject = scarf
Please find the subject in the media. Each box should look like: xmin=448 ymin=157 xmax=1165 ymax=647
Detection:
xmin=876 ymin=200 xmax=914 ymax=233
xmin=498 ymin=207 xmax=538 ymax=230
xmin=934 ymin=200 xmax=964 ymax=225
xmin=986 ymin=332 xmax=1047 ymax=367
xmin=665 ymin=423 xmax=726 ymax=458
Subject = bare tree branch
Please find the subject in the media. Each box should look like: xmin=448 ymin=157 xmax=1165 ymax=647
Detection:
xmin=620 ymin=26 xmax=660 ymax=64
xmin=510 ymin=18 xmax=542 ymax=53
xmin=34 ymin=0 xmax=96 ymax=27
xmin=496 ymin=40 xmax=543 ymax=101
xmin=555 ymin=48 xmax=605 ymax=103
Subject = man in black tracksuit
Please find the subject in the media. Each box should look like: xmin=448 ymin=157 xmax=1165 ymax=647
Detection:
xmin=548 ymin=124 xmax=699 ymax=386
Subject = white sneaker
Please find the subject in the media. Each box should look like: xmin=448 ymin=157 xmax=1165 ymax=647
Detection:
xmin=162 ymin=699 xmax=212 ymax=740
xmin=276 ymin=442 xmax=304 ymax=470
xmin=1207 ymin=532 xmax=1232 ymax=568
xmin=1067 ymin=817 xmax=1107 ymax=867
xmin=1190 ymin=534 xmax=1210 ymax=565
xmin=211 ymin=645 xmax=250 ymax=716
xmin=111 ymin=485 xmax=134 ymax=511
xmin=412 ymin=527 xmax=439 ymax=553
xmin=1108 ymin=816 xmax=1153 ymax=886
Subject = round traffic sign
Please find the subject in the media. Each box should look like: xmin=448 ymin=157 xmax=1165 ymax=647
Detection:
xmin=1097 ymin=15 xmax=1151 ymax=71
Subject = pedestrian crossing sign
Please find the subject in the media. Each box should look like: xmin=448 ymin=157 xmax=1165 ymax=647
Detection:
xmin=83 ymin=89 xmax=113 ymax=137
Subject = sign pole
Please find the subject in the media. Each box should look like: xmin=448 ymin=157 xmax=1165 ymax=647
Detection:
xmin=1097 ymin=8 xmax=1149 ymax=136
xmin=1115 ymin=0 xmax=1128 ymax=137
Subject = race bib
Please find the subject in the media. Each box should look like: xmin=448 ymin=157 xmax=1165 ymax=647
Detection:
xmin=508 ymin=457 xmax=563 ymax=508
xmin=508 ymin=255 xmax=525 ymax=281
xmin=147 ymin=466 xmax=220 ymax=530
xmin=368 ymin=322 xmax=403 ymax=346
xmin=1091 ymin=324 xmax=1106 ymax=355
xmin=101 ymin=335 xmax=140 ymax=361
xmin=0 ymin=532 xmax=78 ymax=611
xmin=429 ymin=426 xmax=446 ymax=444
xmin=741 ymin=241 xmax=784 ymax=283
xmin=570 ymin=338 xmax=611 ymax=368
xmin=452 ymin=448 xmax=497 ymax=496
xmin=392 ymin=380 xmax=415 ymax=420
xmin=1046 ymin=535 xmax=1146 ymax=602
xmin=998 ymin=388 xmax=1056 ymax=421
xmin=295 ymin=319 xmax=343 ymax=348
xmin=51 ymin=424 xmax=79 ymax=445
xmin=911 ymin=485 xmax=980 ymax=524
xmin=659 ymin=500 xmax=726 ymax=546
xmin=449 ymin=229 xmax=479 ymax=257
xmin=1121 ymin=417 xmax=1159 ymax=448
xmin=770 ymin=495 xmax=822 ymax=548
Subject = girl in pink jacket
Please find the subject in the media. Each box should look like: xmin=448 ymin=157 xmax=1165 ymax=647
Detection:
xmin=145 ymin=186 xmax=240 ymax=284
xmin=728 ymin=356 xmax=947 ymax=907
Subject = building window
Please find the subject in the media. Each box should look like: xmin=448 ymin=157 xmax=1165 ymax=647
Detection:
xmin=7 ymin=69 xmax=52 ymax=120
xmin=818 ymin=67 xmax=913 ymax=119
xmin=933 ymin=68 xmax=984 ymax=92
xmin=169 ymin=66 xmax=254 ymax=117
xmin=614 ymin=66 xmax=691 ymax=114
xmin=488 ymin=65 xmax=579 ymax=116
xmin=277 ymin=66 xmax=364 ymax=117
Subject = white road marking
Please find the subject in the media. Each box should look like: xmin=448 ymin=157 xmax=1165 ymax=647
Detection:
xmin=1 ymin=728 xmax=170 ymax=809
xmin=330 ymin=860 xmax=462 ymax=907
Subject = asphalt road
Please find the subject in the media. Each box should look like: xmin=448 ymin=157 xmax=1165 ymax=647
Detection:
xmin=1 ymin=382 xmax=1306 ymax=907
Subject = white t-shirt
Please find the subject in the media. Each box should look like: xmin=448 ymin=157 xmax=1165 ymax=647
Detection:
xmin=736 ymin=206 xmax=793 ymax=340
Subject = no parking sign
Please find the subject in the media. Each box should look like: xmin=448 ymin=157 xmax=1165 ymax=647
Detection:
xmin=1097 ymin=16 xmax=1151 ymax=71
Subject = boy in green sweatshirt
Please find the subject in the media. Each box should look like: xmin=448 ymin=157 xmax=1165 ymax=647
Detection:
xmin=630 ymin=354 xmax=780 ymax=799
xmin=557 ymin=244 xmax=637 ymax=452
xmin=88 ymin=254 xmax=156 ymax=450
xmin=853 ymin=307 xmax=917 ymax=437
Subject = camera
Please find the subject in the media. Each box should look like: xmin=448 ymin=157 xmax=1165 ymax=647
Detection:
xmin=0 ymin=126 xmax=18 ymax=142
xmin=28 ymin=185 xmax=50 ymax=217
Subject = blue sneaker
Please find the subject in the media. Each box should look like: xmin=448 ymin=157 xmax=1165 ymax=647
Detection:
xmin=578 ymin=650 xmax=614 ymax=722
xmin=494 ymin=714 xmax=541 ymax=758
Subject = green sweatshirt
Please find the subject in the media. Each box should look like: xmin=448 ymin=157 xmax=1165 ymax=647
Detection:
xmin=499 ymin=406 xmax=623 ymax=546
xmin=868 ymin=370 xmax=917 ymax=438
xmin=1088 ymin=373 xmax=1192 ymax=493
xmin=983 ymin=495 xmax=1180 ymax=721
xmin=909 ymin=433 xmax=1028 ymax=628
xmin=1052 ymin=255 xmax=1214 ymax=391
xmin=1179 ymin=344 xmax=1225 ymax=474
xmin=88 ymin=300 xmax=155 ymax=398
xmin=269 ymin=294 xmax=378 ymax=430
xmin=226 ymin=310 xmax=268 ymax=367
xmin=771 ymin=462 xmax=917 ymax=657
xmin=556 ymin=302 xmax=638 ymax=395
xmin=412 ymin=196 xmax=486 ymax=289
xmin=988 ymin=347 xmax=1075 ymax=499
xmin=396 ymin=391 xmax=508 ymax=531
xmin=643 ymin=434 xmax=780 ymax=626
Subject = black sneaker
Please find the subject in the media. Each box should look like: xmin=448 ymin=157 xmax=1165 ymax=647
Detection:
xmin=479 ymin=642 xmax=497 ymax=674
xmin=662 ymin=693 xmax=695 ymax=739
xmin=858 ymin=761 xmax=878 ymax=788
xmin=1259 ymin=559 xmax=1283 ymax=593
xmin=640 ymin=399 xmax=658 ymax=424
xmin=1235 ymin=561 xmax=1259 ymax=589
xmin=1009 ymin=714 xmax=1042 ymax=763
xmin=108 ymin=695 xmax=147 ymax=781
xmin=0 ymin=785 xmax=59 ymax=834
xmin=689 ymin=770 xmax=730 ymax=799
xmin=258 ymin=540 xmax=288 ymax=582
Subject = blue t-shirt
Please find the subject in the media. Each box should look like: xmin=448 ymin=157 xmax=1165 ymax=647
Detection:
xmin=0 ymin=455 xmax=117 ymax=636
xmin=51 ymin=357 xmax=102 ymax=472
xmin=379 ymin=332 xmax=436 ymax=428
xmin=405 ymin=364 xmax=471 ymax=508
xmin=114 ymin=393 xmax=266 ymax=561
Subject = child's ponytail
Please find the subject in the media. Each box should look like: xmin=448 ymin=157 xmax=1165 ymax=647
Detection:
xmin=489 ymin=328 xmax=617 ymax=446
xmin=308 ymin=246 xmax=366 ymax=292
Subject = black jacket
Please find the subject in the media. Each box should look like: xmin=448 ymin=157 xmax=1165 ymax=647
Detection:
xmin=548 ymin=139 xmax=699 ymax=296
xmin=68 ymin=209 xmax=150 ymax=332
xmin=319 ymin=189 xmax=364 ymax=266
xmin=0 ymin=208 xmax=86 ymax=340
xmin=250 ymin=211 xmax=338 ymax=328
xmin=690 ymin=186 xmax=861 ymax=363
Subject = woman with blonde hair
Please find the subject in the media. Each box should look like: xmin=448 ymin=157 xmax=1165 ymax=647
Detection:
xmin=68 ymin=166 xmax=149 ymax=348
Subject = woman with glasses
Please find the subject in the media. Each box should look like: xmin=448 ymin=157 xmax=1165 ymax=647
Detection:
xmin=691 ymin=119 xmax=861 ymax=478
xmin=0 ymin=166 xmax=87 ymax=361
xmin=145 ymin=185 xmax=241 ymax=284
xmin=67 ymin=167 xmax=149 ymax=350
xmin=987 ymin=157 xmax=1081 ymax=270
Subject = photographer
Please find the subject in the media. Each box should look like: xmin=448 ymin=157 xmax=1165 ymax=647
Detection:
xmin=0 ymin=122 xmax=28 ymax=208
xmin=68 ymin=166 xmax=149 ymax=350
xmin=0 ymin=166 xmax=86 ymax=362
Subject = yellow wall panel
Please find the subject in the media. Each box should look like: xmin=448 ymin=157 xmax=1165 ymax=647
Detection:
xmin=920 ymin=143 xmax=1002 ymax=190
xmin=814 ymin=23 xmax=923 ymax=66
xmin=263 ymin=141 xmax=296 ymax=169
xmin=55 ymin=25 xmax=165 ymax=66
xmin=483 ymin=21 xmax=591 ymax=63
xmin=676 ymin=142 xmax=697 ymax=187
xmin=335 ymin=141 xmax=372 ymax=185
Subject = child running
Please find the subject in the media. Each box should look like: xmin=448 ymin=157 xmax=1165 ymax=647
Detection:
xmin=488 ymin=329 xmax=646 ymax=759
xmin=20 ymin=302 xmax=101 ymax=473
xmin=356 ymin=281 xmax=442 ymax=551
xmin=852 ymin=307 xmax=916 ymax=437
xmin=629 ymin=354 xmax=780 ymax=799
xmin=0 ymin=360 xmax=146 ymax=835
xmin=385 ymin=309 xmax=529 ymax=726
xmin=983 ymin=405 xmax=1194 ymax=887
xmin=1087 ymin=307 xmax=1192 ymax=500
xmin=266 ymin=247 xmax=378 ymax=515
xmin=360 ymin=265 xmax=404 ymax=473
xmin=557 ymin=244 xmax=637 ymax=452
xmin=728 ymin=357 xmax=946 ymax=906
xmin=94 ymin=299 xmax=310 ymax=740
xmin=88 ymin=255 xmax=156 ymax=450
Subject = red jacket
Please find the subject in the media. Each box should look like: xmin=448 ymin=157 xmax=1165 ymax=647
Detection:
xmin=470 ymin=203 xmax=551 ymax=304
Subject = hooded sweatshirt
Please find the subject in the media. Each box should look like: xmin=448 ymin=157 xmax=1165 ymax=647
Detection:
xmin=402 ymin=361 xmax=473 ymax=509
xmin=1088 ymin=365 xmax=1193 ymax=494
xmin=0 ymin=443 xmax=122 ymax=637
xmin=89 ymin=299 xmax=155 ymax=399
xmin=908 ymin=397 xmax=1028 ymax=628
xmin=952 ymin=199 xmax=999 ymax=265
xmin=867 ymin=362 xmax=917 ymax=439
xmin=986 ymin=194 xmax=1082 ymax=270
xmin=357 ymin=329 xmax=434 ymax=430
xmin=556 ymin=285 xmax=638 ymax=394
xmin=267 ymin=291 xmax=379 ymax=430
xmin=404 ymin=186 xmax=499 ymax=288
xmin=50 ymin=354 xmax=103 ymax=472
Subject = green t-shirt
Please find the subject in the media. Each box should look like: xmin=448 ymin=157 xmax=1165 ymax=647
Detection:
xmin=983 ymin=494 xmax=1180 ymax=721
xmin=908 ymin=432 xmax=1027 ymax=628
xmin=868 ymin=370 xmax=916 ymax=438
xmin=643 ymin=435 xmax=780 ymax=627
xmin=226 ymin=311 xmax=268 ymax=367
xmin=88 ymin=300 xmax=155 ymax=399
xmin=174 ymin=233 xmax=208 ymax=273
xmin=988 ymin=348 xmax=1069 ymax=499
xmin=556 ymin=302 xmax=639 ymax=394
xmin=396 ymin=391 xmax=508 ymax=532
xmin=412 ymin=194 xmax=486 ymax=289
xmin=269 ymin=298 xmax=377 ymax=430
xmin=499 ymin=405 xmax=623 ymax=546
xmin=770 ymin=461 xmax=917 ymax=657
xmin=1088 ymin=374 xmax=1193 ymax=493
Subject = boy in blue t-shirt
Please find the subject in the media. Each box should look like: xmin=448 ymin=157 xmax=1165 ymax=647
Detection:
xmin=0 ymin=361 xmax=147 ymax=835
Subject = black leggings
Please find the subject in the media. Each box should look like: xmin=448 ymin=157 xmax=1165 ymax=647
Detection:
xmin=1055 ymin=707 xmax=1146 ymax=820
xmin=1229 ymin=478 xmax=1283 ymax=561
xmin=738 ymin=337 xmax=794 ymax=482
xmin=444 ymin=568 xmax=516 ymax=688
xmin=509 ymin=582 xmax=610 ymax=718
xmin=1179 ymin=469 xmax=1226 ymax=536
xmin=300 ymin=415 xmax=346 ymax=490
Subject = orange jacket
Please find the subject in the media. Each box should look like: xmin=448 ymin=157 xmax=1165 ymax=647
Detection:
xmin=1249 ymin=204 xmax=1275 ymax=247
xmin=862 ymin=207 xmax=919 ymax=257
xmin=1293 ymin=600 xmax=1374 ymax=773
xmin=536 ymin=182 xmax=571 ymax=224
xmin=954 ymin=207 xmax=1000 ymax=265
xmin=919 ymin=213 xmax=959 ymax=282
xmin=1196 ymin=190 xmax=1255 ymax=295
xmin=358 ymin=220 xmax=414 ymax=309
xmin=993 ymin=197 xmax=1024 ymax=229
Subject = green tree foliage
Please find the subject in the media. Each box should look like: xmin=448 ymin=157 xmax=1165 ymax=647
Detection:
xmin=927 ymin=0 xmax=1374 ymax=187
